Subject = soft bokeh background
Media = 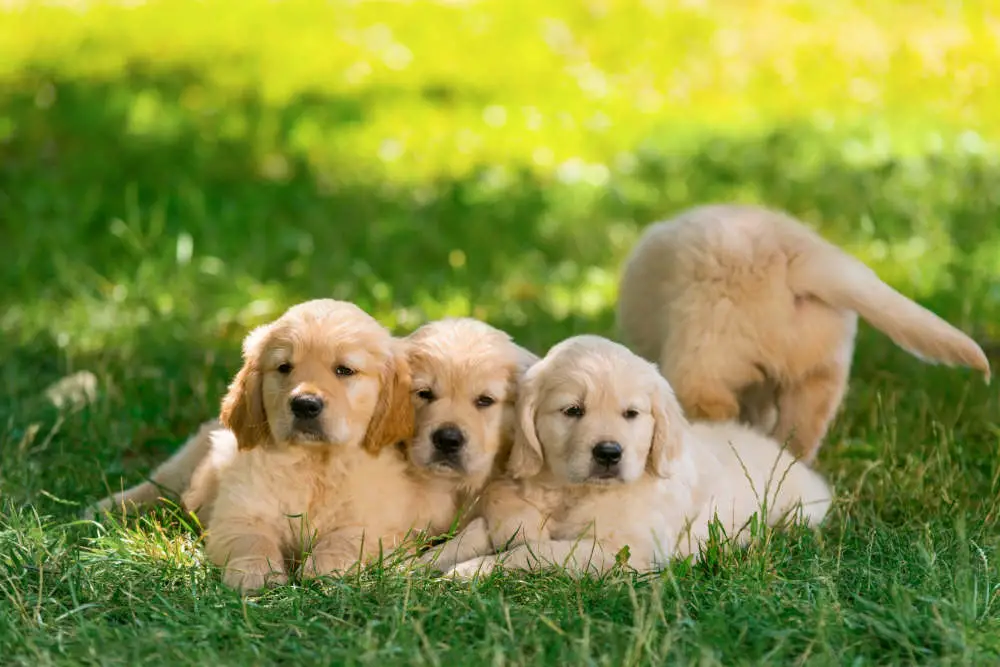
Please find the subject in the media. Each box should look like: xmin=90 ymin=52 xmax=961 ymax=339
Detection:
xmin=1 ymin=2 xmax=1000 ymax=662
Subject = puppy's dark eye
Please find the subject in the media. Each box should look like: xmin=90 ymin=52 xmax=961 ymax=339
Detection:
xmin=277 ymin=362 xmax=293 ymax=375
xmin=475 ymin=395 xmax=495 ymax=408
xmin=623 ymin=408 xmax=639 ymax=420
xmin=335 ymin=366 xmax=355 ymax=377
xmin=417 ymin=389 xmax=435 ymax=401
xmin=562 ymin=405 xmax=584 ymax=418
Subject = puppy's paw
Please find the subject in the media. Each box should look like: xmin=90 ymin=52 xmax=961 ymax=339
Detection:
xmin=418 ymin=518 xmax=493 ymax=573
xmin=82 ymin=495 xmax=131 ymax=520
xmin=302 ymin=551 xmax=359 ymax=580
xmin=446 ymin=555 xmax=499 ymax=580
xmin=416 ymin=545 xmax=450 ymax=572
xmin=223 ymin=558 xmax=287 ymax=594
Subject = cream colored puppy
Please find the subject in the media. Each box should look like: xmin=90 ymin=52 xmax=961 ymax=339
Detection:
xmin=433 ymin=335 xmax=831 ymax=578
xmin=617 ymin=203 xmax=990 ymax=463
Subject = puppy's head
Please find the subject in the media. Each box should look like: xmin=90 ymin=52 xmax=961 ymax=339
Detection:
xmin=508 ymin=335 xmax=686 ymax=485
xmin=219 ymin=299 xmax=413 ymax=453
xmin=404 ymin=318 xmax=538 ymax=485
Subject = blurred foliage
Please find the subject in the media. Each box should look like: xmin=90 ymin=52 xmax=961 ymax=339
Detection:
xmin=2 ymin=0 xmax=1000 ymax=352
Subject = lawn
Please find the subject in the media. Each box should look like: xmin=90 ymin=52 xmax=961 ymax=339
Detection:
xmin=2 ymin=0 xmax=1000 ymax=664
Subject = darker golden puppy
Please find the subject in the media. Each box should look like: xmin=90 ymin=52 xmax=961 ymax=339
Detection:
xmin=201 ymin=299 xmax=422 ymax=592
xmin=404 ymin=317 xmax=538 ymax=522
xmin=87 ymin=310 xmax=537 ymax=590
xmin=91 ymin=299 xmax=421 ymax=593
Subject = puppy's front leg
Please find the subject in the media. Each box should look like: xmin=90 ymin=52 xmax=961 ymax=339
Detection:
xmin=302 ymin=527 xmax=389 ymax=578
xmin=448 ymin=538 xmax=613 ymax=578
xmin=418 ymin=517 xmax=493 ymax=572
xmin=207 ymin=530 xmax=288 ymax=593
xmin=485 ymin=501 xmax=550 ymax=552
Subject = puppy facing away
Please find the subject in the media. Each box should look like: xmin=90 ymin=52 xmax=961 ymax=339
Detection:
xmin=429 ymin=335 xmax=831 ymax=578
xmin=617 ymin=203 xmax=990 ymax=464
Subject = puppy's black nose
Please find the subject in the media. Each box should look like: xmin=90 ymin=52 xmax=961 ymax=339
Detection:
xmin=592 ymin=441 xmax=622 ymax=466
xmin=290 ymin=394 xmax=324 ymax=419
xmin=431 ymin=425 xmax=466 ymax=453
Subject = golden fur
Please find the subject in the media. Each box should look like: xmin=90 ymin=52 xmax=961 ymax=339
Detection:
xmin=199 ymin=299 xmax=433 ymax=591
xmin=617 ymin=203 xmax=990 ymax=463
xmin=91 ymin=299 xmax=427 ymax=592
xmin=86 ymin=312 xmax=537 ymax=589
xmin=404 ymin=317 xmax=539 ymax=511
xmin=428 ymin=335 xmax=832 ymax=578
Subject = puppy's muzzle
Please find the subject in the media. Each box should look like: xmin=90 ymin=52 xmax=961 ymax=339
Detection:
xmin=290 ymin=394 xmax=324 ymax=421
xmin=431 ymin=424 xmax=466 ymax=461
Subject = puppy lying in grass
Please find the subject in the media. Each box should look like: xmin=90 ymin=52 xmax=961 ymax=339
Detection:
xmin=403 ymin=317 xmax=539 ymax=530
xmin=617 ymin=203 xmax=991 ymax=464
xmin=176 ymin=299 xmax=418 ymax=592
xmin=424 ymin=335 xmax=832 ymax=578
xmin=87 ymin=310 xmax=535 ymax=590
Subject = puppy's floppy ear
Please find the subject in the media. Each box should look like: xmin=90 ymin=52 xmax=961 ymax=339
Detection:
xmin=506 ymin=364 xmax=545 ymax=479
xmin=220 ymin=323 xmax=274 ymax=451
xmin=513 ymin=344 xmax=540 ymax=378
xmin=648 ymin=369 xmax=688 ymax=477
xmin=494 ymin=344 xmax=541 ymax=473
xmin=361 ymin=341 xmax=415 ymax=453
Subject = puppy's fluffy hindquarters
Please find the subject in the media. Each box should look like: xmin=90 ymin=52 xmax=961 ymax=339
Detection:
xmin=617 ymin=204 xmax=990 ymax=463
xmin=83 ymin=419 xmax=231 ymax=522
xmin=444 ymin=335 xmax=831 ymax=578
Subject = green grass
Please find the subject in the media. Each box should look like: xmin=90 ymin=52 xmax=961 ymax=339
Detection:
xmin=2 ymin=0 xmax=1000 ymax=663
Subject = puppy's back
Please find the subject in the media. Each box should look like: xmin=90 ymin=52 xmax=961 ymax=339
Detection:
xmin=619 ymin=203 xmax=989 ymax=379
xmin=619 ymin=204 xmax=850 ymax=381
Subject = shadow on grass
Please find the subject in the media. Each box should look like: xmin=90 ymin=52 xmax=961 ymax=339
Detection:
xmin=1 ymin=66 xmax=999 ymax=511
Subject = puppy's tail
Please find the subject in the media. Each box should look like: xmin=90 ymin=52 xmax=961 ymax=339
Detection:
xmin=786 ymin=230 xmax=991 ymax=382
xmin=84 ymin=419 xmax=225 ymax=519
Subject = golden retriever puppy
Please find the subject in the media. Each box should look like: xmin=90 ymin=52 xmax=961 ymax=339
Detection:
xmin=86 ymin=314 xmax=537 ymax=582
xmin=205 ymin=298 xmax=435 ymax=591
xmin=404 ymin=318 xmax=539 ymax=567
xmin=617 ymin=203 xmax=990 ymax=463
xmin=432 ymin=335 xmax=832 ymax=578
xmin=91 ymin=299 xmax=425 ymax=593
xmin=405 ymin=318 xmax=539 ymax=509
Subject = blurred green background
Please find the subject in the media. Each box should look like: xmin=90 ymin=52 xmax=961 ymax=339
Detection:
xmin=2 ymin=0 xmax=999 ymax=518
